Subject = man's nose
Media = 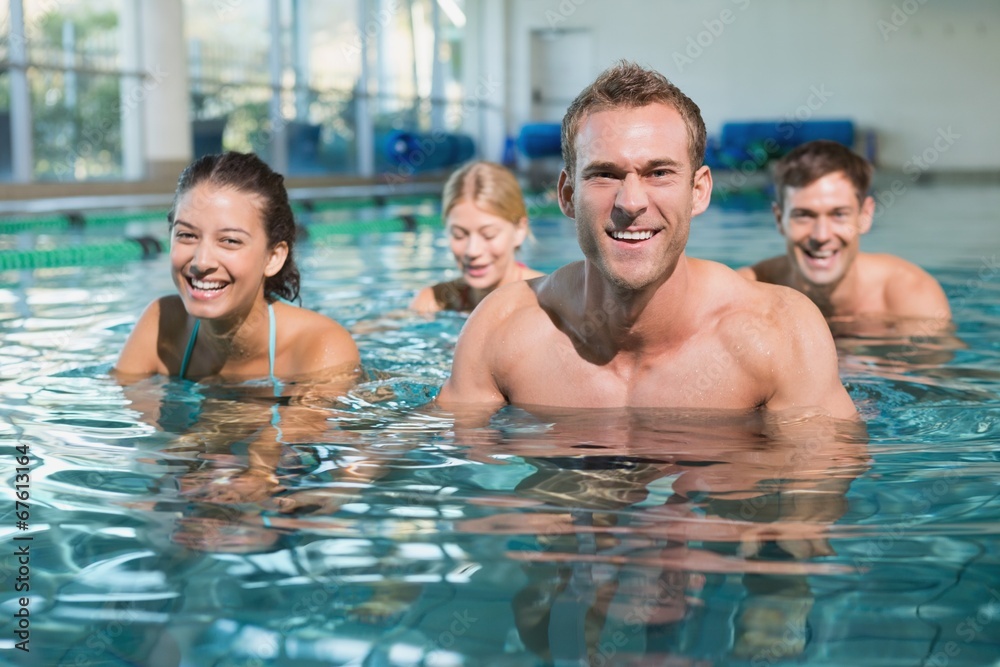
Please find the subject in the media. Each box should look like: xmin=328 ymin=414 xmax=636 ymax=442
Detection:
xmin=615 ymin=173 xmax=649 ymax=220
xmin=810 ymin=217 xmax=833 ymax=243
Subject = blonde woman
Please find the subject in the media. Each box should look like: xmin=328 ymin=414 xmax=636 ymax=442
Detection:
xmin=411 ymin=161 xmax=544 ymax=314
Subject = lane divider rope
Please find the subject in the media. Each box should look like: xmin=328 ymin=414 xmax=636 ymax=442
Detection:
xmin=0 ymin=214 xmax=444 ymax=270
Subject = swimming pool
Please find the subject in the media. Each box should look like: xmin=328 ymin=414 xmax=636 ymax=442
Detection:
xmin=1 ymin=182 xmax=999 ymax=666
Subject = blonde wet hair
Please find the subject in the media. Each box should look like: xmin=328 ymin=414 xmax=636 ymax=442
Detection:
xmin=442 ymin=161 xmax=528 ymax=226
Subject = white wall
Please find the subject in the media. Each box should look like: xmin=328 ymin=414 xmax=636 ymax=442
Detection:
xmin=489 ymin=0 xmax=1000 ymax=171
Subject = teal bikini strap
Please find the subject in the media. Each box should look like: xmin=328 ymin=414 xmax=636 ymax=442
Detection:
xmin=267 ymin=301 xmax=284 ymax=438
xmin=179 ymin=319 xmax=200 ymax=380
xmin=268 ymin=302 xmax=277 ymax=387
xmin=180 ymin=304 xmax=275 ymax=382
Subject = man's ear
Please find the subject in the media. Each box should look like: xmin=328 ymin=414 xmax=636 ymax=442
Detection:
xmin=690 ymin=165 xmax=712 ymax=217
xmin=265 ymin=241 xmax=289 ymax=278
xmin=557 ymin=169 xmax=575 ymax=219
xmin=772 ymin=202 xmax=786 ymax=236
xmin=858 ymin=195 xmax=875 ymax=235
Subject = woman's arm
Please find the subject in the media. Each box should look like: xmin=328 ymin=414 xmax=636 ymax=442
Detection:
xmin=114 ymin=297 xmax=174 ymax=379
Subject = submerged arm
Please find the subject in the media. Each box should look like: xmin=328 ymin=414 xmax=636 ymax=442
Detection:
xmin=435 ymin=290 xmax=510 ymax=424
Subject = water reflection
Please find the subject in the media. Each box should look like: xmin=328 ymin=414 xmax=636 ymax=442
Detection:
xmin=448 ymin=406 xmax=869 ymax=664
xmin=3 ymin=223 xmax=1000 ymax=664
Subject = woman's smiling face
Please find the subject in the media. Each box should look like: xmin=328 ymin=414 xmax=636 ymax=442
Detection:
xmin=170 ymin=184 xmax=287 ymax=321
xmin=446 ymin=200 xmax=528 ymax=291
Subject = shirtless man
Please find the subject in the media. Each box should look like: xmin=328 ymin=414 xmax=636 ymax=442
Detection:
xmin=739 ymin=140 xmax=951 ymax=322
xmin=436 ymin=62 xmax=856 ymax=420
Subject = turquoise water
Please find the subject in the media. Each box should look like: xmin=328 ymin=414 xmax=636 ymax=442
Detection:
xmin=2 ymin=183 xmax=1000 ymax=666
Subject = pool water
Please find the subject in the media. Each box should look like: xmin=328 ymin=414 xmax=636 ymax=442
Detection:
xmin=2 ymin=183 xmax=1000 ymax=666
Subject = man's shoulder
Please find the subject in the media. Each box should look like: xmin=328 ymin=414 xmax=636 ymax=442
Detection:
xmin=737 ymin=255 xmax=790 ymax=284
xmin=464 ymin=264 xmax=579 ymax=344
xmin=708 ymin=267 xmax=825 ymax=346
xmin=859 ymin=252 xmax=950 ymax=318
xmin=696 ymin=258 xmax=810 ymax=312
xmin=712 ymin=276 xmax=835 ymax=388
xmin=471 ymin=273 xmax=550 ymax=326
xmin=859 ymin=252 xmax=944 ymax=297
xmin=861 ymin=252 xmax=934 ymax=281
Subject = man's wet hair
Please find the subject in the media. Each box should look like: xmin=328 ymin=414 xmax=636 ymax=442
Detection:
xmin=561 ymin=60 xmax=707 ymax=179
xmin=772 ymin=140 xmax=873 ymax=210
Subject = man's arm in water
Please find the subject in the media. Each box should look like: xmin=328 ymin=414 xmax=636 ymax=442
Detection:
xmin=435 ymin=289 xmax=512 ymax=419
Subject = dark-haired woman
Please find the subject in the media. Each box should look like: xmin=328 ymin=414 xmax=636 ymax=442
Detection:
xmin=116 ymin=151 xmax=359 ymax=383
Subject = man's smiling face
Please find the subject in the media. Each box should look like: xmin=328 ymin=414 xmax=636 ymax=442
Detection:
xmin=560 ymin=103 xmax=711 ymax=293
xmin=777 ymin=170 xmax=874 ymax=288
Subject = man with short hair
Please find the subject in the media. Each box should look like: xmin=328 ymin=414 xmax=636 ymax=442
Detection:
xmin=436 ymin=62 xmax=856 ymax=421
xmin=739 ymin=140 xmax=950 ymax=322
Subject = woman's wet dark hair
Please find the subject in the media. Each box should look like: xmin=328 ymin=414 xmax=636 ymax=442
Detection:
xmin=169 ymin=151 xmax=300 ymax=303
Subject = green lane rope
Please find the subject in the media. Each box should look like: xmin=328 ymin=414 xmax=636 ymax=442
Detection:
xmin=84 ymin=209 xmax=167 ymax=226
xmin=306 ymin=194 xmax=437 ymax=213
xmin=0 ymin=210 xmax=446 ymax=270
xmin=0 ymin=194 xmax=440 ymax=235
xmin=0 ymin=210 xmax=167 ymax=234
xmin=0 ymin=237 xmax=162 ymax=271
xmin=304 ymin=214 xmax=440 ymax=244
xmin=0 ymin=216 xmax=71 ymax=235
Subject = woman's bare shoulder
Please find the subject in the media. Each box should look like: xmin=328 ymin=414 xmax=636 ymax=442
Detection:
xmin=116 ymin=295 xmax=189 ymax=378
xmin=275 ymin=302 xmax=360 ymax=373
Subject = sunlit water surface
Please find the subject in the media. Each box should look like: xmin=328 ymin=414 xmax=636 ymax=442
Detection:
xmin=2 ymin=184 xmax=1000 ymax=666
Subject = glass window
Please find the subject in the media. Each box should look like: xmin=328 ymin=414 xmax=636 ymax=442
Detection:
xmin=183 ymin=0 xmax=468 ymax=178
xmin=0 ymin=67 xmax=10 ymax=182
xmin=24 ymin=0 xmax=127 ymax=180
xmin=185 ymin=0 xmax=271 ymax=158
xmin=0 ymin=0 xmax=10 ymax=181
xmin=295 ymin=0 xmax=361 ymax=174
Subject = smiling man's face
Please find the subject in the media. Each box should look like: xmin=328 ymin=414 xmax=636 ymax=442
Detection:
xmin=776 ymin=170 xmax=874 ymax=288
xmin=558 ymin=103 xmax=711 ymax=293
